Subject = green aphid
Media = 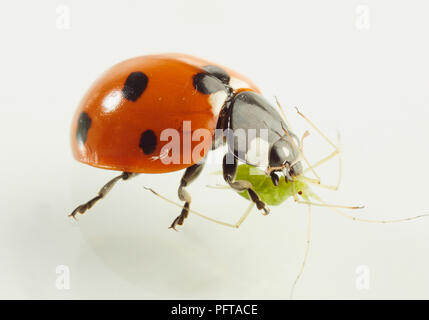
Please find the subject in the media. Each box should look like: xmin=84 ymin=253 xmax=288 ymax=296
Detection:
xmin=234 ymin=164 xmax=319 ymax=205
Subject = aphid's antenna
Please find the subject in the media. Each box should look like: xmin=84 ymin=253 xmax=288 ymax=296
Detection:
xmin=283 ymin=123 xmax=321 ymax=183
xmin=290 ymin=204 xmax=312 ymax=299
xmin=293 ymin=187 xmax=429 ymax=223
xmin=275 ymin=97 xmax=321 ymax=183
xmin=300 ymin=130 xmax=310 ymax=147
xmin=335 ymin=131 xmax=343 ymax=190
xmin=319 ymin=198 xmax=429 ymax=224
xmin=275 ymin=96 xmax=292 ymax=129
xmin=144 ymin=187 xmax=255 ymax=229
xmin=295 ymin=107 xmax=337 ymax=150
xmin=290 ymin=178 xmax=428 ymax=298
xmin=289 ymin=130 xmax=311 ymax=169
xmin=294 ymin=107 xmax=344 ymax=190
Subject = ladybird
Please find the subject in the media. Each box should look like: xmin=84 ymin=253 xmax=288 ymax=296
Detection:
xmin=69 ymin=53 xmax=304 ymax=229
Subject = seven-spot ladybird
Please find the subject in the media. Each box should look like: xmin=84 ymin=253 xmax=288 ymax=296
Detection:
xmin=66 ymin=52 xmax=429 ymax=299
xmin=70 ymin=53 xmax=304 ymax=229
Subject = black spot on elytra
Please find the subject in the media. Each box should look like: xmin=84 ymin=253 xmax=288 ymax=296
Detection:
xmin=203 ymin=65 xmax=230 ymax=84
xmin=76 ymin=112 xmax=91 ymax=144
xmin=139 ymin=130 xmax=157 ymax=155
xmin=122 ymin=71 xmax=148 ymax=102
xmin=193 ymin=72 xmax=226 ymax=95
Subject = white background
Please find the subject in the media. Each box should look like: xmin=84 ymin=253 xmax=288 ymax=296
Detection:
xmin=1 ymin=0 xmax=429 ymax=299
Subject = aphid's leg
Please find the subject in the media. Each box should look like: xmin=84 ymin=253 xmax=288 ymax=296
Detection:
xmin=290 ymin=204 xmax=312 ymax=299
xmin=308 ymin=136 xmax=342 ymax=191
xmin=291 ymin=180 xmax=299 ymax=202
xmin=69 ymin=172 xmax=139 ymax=219
xmin=169 ymin=160 xmax=206 ymax=230
xmin=298 ymin=176 xmax=339 ymax=191
xmin=303 ymin=149 xmax=338 ymax=173
xmin=145 ymin=187 xmax=255 ymax=229
xmin=223 ymin=153 xmax=270 ymax=215
xmin=234 ymin=202 xmax=255 ymax=228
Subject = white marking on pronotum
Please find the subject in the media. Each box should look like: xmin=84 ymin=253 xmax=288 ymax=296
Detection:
xmin=208 ymin=91 xmax=228 ymax=115
xmin=229 ymin=77 xmax=250 ymax=91
xmin=281 ymin=145 xmax=291 ymax=158
xmin=246 ymin=136 xmax=270 ymax=167
xmin=102 ymin=90 xmax=122 ymax=112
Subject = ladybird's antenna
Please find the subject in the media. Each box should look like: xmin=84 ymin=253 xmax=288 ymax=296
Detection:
xmin=144 ymin=187 xmax=255 ymax=229
xmin=290 ymin=204 xmax=312 ymax=299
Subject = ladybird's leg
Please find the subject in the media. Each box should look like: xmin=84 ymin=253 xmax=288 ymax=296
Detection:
xmin=69 ymin=172 xmax=139 ymax=219
xmin=169 ymin=160 xmax=206 ymax=230
xmin=222 ymin=153 xmax=270 ymax=215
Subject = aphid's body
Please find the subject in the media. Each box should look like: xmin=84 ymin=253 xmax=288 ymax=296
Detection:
xmin=235 ymin=164 xmax=314 ymax=205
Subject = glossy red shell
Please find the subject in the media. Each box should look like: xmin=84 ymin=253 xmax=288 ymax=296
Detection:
xmin=71 ymin=53 xmax=260 ymax=173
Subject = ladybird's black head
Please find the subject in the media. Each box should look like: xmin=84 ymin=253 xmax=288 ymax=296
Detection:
xmin=268 ymin=134 xmax=303 ymax=184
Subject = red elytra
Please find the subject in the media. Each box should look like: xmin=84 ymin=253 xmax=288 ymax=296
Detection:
xmin=71 ymin=53 xmax=260 ymax=173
